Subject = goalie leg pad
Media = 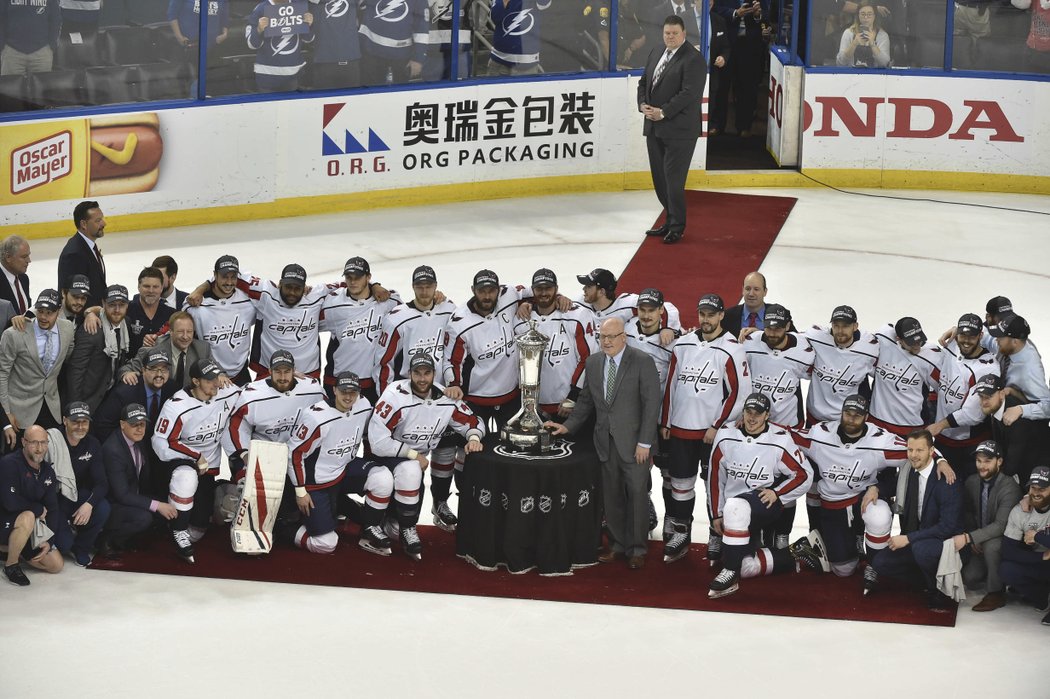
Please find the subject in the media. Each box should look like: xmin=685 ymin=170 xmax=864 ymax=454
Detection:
xmin=230 ymin=440 xmax=289 ymax=555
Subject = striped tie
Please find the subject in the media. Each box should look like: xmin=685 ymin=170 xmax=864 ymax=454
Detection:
xmin=654 ymin=49 xmax=673 ymax=84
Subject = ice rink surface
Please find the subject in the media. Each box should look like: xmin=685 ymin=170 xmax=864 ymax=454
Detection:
xmin=4 ymin=186 xmax=1050 ymax=698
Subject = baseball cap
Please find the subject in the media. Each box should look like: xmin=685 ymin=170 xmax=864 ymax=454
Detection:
xmin=842 ymin=394 xmax=870 ymax=415
xmin=472 ymin=269 xmax=499 ymax=289
xmin=764 ymin=303 xmax=790 ymax=329
xmin=34 ymin=289 xmax=61 ymax=310
xmin=214 ymin=254 xmax=239 ymax=274
xmin=65 ymin=401 xmax=92 ymax=421
xmin=576 ymin=268 xmax=616 ymax=293
xmin=697 ymin=293 xmax=724 ymax=312
xmin=956 ymin=313 xmax=983 ymax=336
xmin=280 ymin=263 xmax=307 ymax=286
xmin=333 ymin=371 xmax=361 ymax=393
xmin=144 ymin=350 xmax=170 ymax=368
xmin=409 ymin=352 xmax=436 ymax=371
xmin=412 ymin=265 xmax=437 ymax=285
xmin=1028 ymin=466 xmax=1050 ymax=489
xmin=831 ymin=305 xmax=857 ymax=323
xmin=104 ymin=284 xmax=129 ymax=304
xmin=974 ymin=440 xmax=1001 ymax=458
xmin=973 ymin=374 xmax=1004 ymax=396
xmin=68 ymin=274 xmax=91 ymax=298
xmin=743 ymin=392 xmax=771 ymax=413
xmin=985 ymin=296 xmax=1012 ymax=316
xmin=343 ymin=256 xmax=370 ymax=276
xmin=894 ymin=317 xmax=927 ymax=346
xmin=987 ymin=314 xmax=1030 ymax=341
xmin=121 ymin=403 xmax=148 ymax=425
xmin=531 ymin=268 xmax=557 ymax=288
xmin=637 ymin=288 xmax=664 ymax=308
xmin=269 ymin=349 xmax=295 ymax=370
xmin=190 ymin=359 xmax=223 ymax=381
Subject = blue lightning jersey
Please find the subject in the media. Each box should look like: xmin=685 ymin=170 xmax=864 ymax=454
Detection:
xmin=489 ymin=0 xmax=550 ymax=66
xmin=309 ymin=0 xmax=361 ymax=62
xmin=359 ymin=0 xmax=430 ymax=62
xmin=246 ymin=0 xmax=315 ymax=76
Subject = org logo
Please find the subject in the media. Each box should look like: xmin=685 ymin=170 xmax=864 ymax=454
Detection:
xmin=322 ymin=103 xmax=390 ymax=156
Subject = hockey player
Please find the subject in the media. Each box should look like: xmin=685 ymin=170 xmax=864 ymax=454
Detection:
xmin=153 ymin=359 xmax=241 ymax=563
xmin=287 ymin=371 xmax=393 ymax=556
xmin=868 ymin=317 xmax=942 ymax=436
xmin=740 ymin=303 xmax=813 ymax=430
xmin=488 ymin=0 xmax=550 ymax=75
xmin=319 ymin=256 xmax=401 ymax=404
xmin=513 ymin=268 xmax=596 ymax=420
xmin=706 ymin=393 xmax=815 ymax=599
xmin=246 ymin=0 xmax=315 ymax=92
xmin=369 ymin=353 xmax=485 ymax=559
xmin=223 ymin=349 xmax=325 ymax=481
xmin=574 ymin=267 xmax=681 ymax=339
xmin=358 ymin=0 xmax=430 ymax=85
xmin=185 ymin=255 xmax=257 ymax=385
xmin=804 ymin=305 xmax=879 ymax=424
xmin=660 ymin=293 xmax=750 ymax=564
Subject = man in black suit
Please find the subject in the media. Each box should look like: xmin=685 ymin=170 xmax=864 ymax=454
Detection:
xmin=65 ymin=284 xmax=131 ymax=412
xmin=0 ymin=235 xmax=32 ymax=316
xmin=638 ymin=14 xmax=707 ymax=245
xmin=722 ymin=270 xmax=768 ymax=337
xmin=57 ymin=201 xmax=107 ymax=308
xmin=705 ymin=0 xmax=732 ymax=136
xmin=152 ymin=255 xmax=189 ymax=310
xmin=100 ymin=403 xmax=178 ymax=556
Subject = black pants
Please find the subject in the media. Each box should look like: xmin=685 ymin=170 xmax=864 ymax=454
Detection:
xmin=361 ymin=52 xmax=410 ymax=86
xmin=312 ymin=61 xmax=362 ymax=90
xmin=721 ymin=33 xmax=763 ymax=133
xmin=104 ymin=503 xmax=155 ymax=549
xmin=468 ymin=395 xmax=522 ymax=434
xmin=646 ymin=134 xmax=697 ymax=235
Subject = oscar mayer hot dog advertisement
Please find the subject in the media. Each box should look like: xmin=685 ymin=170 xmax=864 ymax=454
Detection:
xmin=2 ymin=113 xmax=164 ymax=205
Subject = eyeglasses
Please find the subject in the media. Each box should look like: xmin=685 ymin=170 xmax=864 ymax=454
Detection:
xmin=23 ymin=440 xmax=49 ymax=447
xmin=599 ymin=332 xmax=625 ymax=341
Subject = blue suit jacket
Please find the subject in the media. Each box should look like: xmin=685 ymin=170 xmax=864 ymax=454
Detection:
xmin=905 ymin=470 xmax=964 ymax=543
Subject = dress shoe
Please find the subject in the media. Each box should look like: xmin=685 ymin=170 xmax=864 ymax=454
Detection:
xmin=662 ymin=229 xmax=684 ymax=244
xmin=972 ymin=592 xmax=1006 ymax=612
xmin=645 ymin=224 xmax=669 ymax=237
xmin=627 ymin=555 xmax=645 ymax=570
xmin=598 ymin=548 xmax=624 ymax=564
xmin=927 ymin=590 xmax=955 ymax=613
xmin=740 ymin=129 xmax=752 ymax=138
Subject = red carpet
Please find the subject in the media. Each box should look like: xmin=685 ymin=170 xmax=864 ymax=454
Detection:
xmin=616 ymin=190 xmax=798 ymax=327
xmin=90 ymin=526 xmax=956 ymax=627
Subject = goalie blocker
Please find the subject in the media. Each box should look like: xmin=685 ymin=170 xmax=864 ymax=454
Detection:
xmin=230 ymin=440 xmax=289 ymax=555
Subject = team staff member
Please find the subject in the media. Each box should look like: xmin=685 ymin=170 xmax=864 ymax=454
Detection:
xmin=638 ymin=14 xmax=706 ymax=245
xmin=65 ymin=284 xmax=131 ymax=412
xmin=49 ymin=402 xmax=109 ymax=567
xmin=57 ymin=201 xmax=107 ymax=308
xmin=999 ymin=466 xmax=1050 ymax=626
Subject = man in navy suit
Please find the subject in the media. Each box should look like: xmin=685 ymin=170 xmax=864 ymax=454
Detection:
xmin=865 ymin=429 xmax=964 ymax=609
xmin=57 ymin=201 xmax=107 ymax=308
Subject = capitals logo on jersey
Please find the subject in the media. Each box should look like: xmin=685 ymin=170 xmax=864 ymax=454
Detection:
xmin=822 ymin=459 xmax=874 ymax=488
xmin=339 ymin=310 xmax=384 ymax=342
xmin=874 ymin=361 xmax=922 ymax=391
xmin=325 ymin=426 xmax=364 ymax=459
xmin=268 ymin=313 xmax=318 ymax=341
xmin=203 ymin=315 xmax=252 ymax=351
xmin=500 ymin=7 xmax=535 ymax=35
xmin=751 ymin=369 xmax=799 ymax=399
xmin=374 ymin=0 xmax=410 ymax=21
xmin=477 ymin=322 xmax=516 ymax=362
xmin=677 ymin=360 xmax=721 ymax=394
xmin=723 ymin=455 xmax=771 ymax=488
xmin=813 ymin=361 xmax=865 ymax=393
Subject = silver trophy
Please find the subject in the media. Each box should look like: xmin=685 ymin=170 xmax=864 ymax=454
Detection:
xmin=500 ymin=320 xmax=554 ymax=453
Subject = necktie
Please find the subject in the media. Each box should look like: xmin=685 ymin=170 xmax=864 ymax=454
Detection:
xmin=132 ymin=444 xmax=142 ymax=477
xmin=747 ymin=312 xmax=757 ymax=328
xmin=999 ymin=354 xmax=1010 ymax=381
xmin=917 ymin=473 xmax=926 ymax=520
xmin=14 ymin=280 xmax=26 ymax=315
xmin=903 ymin=470 xmax=920 ymax=533
xmin=675 ymin=4 xmax=683 ymax=15
xmin=149 ymin=392 xmax=160 ymax=422
xmin=94 ymin=245 xmax=106 ymax=278
xmin=175 ymin=351 xmax=186 ymax=386
xmin=42 ymin=330 xmax=54 ymax=374
xmin=606 ymin=357 xmax=617 ymax=401
xmin=654 ymin=49 xmax=672 ymax=83
xmin=980 ymin=481 xmax=991 ymax=527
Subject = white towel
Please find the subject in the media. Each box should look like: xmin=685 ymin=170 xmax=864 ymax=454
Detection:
xmin=936 ymin=539 xmax=966 ymax=602
xmin=46 ymin=428 xmax=78 ymax=503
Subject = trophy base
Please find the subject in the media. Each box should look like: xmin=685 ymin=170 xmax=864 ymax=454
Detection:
xmin=499 ymin=426 xmax=553 ymax=454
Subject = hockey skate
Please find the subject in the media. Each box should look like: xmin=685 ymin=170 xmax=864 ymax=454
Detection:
xmin=172 ymin=529 xmax=195 ymax=564
xmin=663 ymin=522 xmax=690 ymax=563
xmin=359 ymin=525 xmax=393 ymax=556
xmin=662 ymin=517 xmax=675 ymax=543
xmin=862 ymin=565 xmax=878 ymax=596
xmin=705 ymin=532 xmax=723 ymax=568
xmin=790 ymin=530 xmax=830 ymax=573
xmin=400 ymin=526 xmax=423 ymax=561
xmin=708 ymin=568 xmax=740 ymax=599
xmin=432 ymin=501 xmax=458 ymax=533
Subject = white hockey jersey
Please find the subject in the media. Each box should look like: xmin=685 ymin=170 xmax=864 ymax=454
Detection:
xmin=513 ymin=304 xmax=596 ymax=411
xmin=793 ymin=420 xmax=909 ymax=506
xmin=661 ymin=330 xmax=750 ymax=438
xmin=374 ymin=299 xmax=457 ymax=393
xmin=187 ymin=288 xmax=257 ymax=376
xmin=223 ymin=377 xmax=326 ymax=457
xmin=368 ymin=380 xmax=485 ymax=458
xmin=743 ymin=331 xmax=814 ymax=429
xmin=319 ymin=288 xmax=401 ymax=391
xmin=152 ymin=385 xmax=242 ymax=474
xmin=626 ymin=321 xmax=674 ymax=390
xmin=708 ymin=424 xmax=812 ymax=518
xmin=577 ymin=292 xmax=682 ymax=339
xmin=443 ymin=285 xmax=524 ymax=405
xmin=869 ymin=324 xmax=941 ymax=434
xmin=804 ymin=325 xmax=879 ymax=423
xmin=287 ymin=397 xmax=374 ymax=490
xmin=931 ymin=340 xmax=998 ymax=447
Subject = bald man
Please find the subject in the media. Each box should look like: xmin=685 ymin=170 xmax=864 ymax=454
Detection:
xmin=723 ymin=271 xmax=768 ymax=337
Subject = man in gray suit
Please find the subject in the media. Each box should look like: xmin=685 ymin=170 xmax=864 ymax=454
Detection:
xmin=549 ymin=317 xmax=662 ymax=569
xmin=954 ymin=440 xmax=1022 ymax=612
xmin=0 ymin=290 xmax=75 ymax=441
xmin=65 ymin=284 xmax=131 ymax=412
xmin=117 ymin=310 xmax=217 ymax=390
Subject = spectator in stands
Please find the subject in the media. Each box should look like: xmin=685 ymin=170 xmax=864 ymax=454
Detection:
xmin=359 ymin=0 xmax=428 ymax=83
xmin=168 ymin=0 xmax=230 ymax=50
xmin=0 ymin=235 xmax=32 ymax=317
xmin=152 ymin=255 xmax=188 ymax=310
xmin=999 ymin=465 xmax=1050 ymax=625
xmin=617 ymin=0 xmax=649 ymax=68
xmin=953 ymin=0 xmax=995 ymax=69
xmin=308 ymin=0 xmax=362 ymax=89
xmin=837 ymin=1 xmax=891 ymax=67
xmin=125 ymin=267 xmax=173 ymax=357
xmin=48 ymin=401 xmax=109 ymax=567
xmin=705 ymin=0 xmax=732 ymax=137
xmin=1012 ymin=0 xmax=1050 ymax=74
xmin=59 ymin=0 xmax=102 ymax=37
xmin=0 ymin=0 xmax=62 ymax=76
xmin=66 ymin=284 xmax=131 ymax=412
xmin=712 ymin=0 xmax=769 ymax=137
xmin=487 ymin=0 xmax=546 ymax=76
xmin=246 ymin=0 xmax=314 ymax=92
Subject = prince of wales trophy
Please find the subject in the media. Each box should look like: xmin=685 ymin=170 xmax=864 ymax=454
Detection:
xmin=499 ymin=320 xmax=554 ymax=453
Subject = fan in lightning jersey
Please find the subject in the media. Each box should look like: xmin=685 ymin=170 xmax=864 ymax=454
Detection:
xmin=186 ymin=255 xmax=257 ymax=385
xmin=660 ymin=293 xmax=750 ymax=565
xmin=237 ymin=263 xmax=340 ymax=379
xmin=804 ymin=305 xmax=879 ymax=425
xmin=575 ymin=267 xmax=682 ymax=340
xmin=423 ymin=0 xmax=471 ymax=79
xmin=152 ymin=359 xmax=241 ymax=564
xmin=444 ymin=269 xmax=526 ymax=429
xmin=868 ymin=317 xmax=941 ymax=436
xmin=488 ymin=0 xmax=549 ymax=74
xmin=287 ymin=372 xmax=394 ymax=556
xmin=246 ymin=0 xmax=315 ymax=92
xmin=308 ymin=0 xmax=362 ymax=89
xmin=512 ymin=268 xmax=596 ymax=419
xmin=706 ymin=393 xmax=815 ymax=599
xmin=358 ymin=0 xmax=429 ymax=85
xmin=222 ymin=349 xmax=325 ymax=481
xmin=369 ymin=353 xmax=485 ymax=559
xmin=741 ymin=303 xmax=813 ymax=429
xmin=319 ymin=257 xmax=401 ymax=403
xmin=791 ymin=394 xmax=909 ymax=578
xmin=927 ymin=313 xmax=997 ymax=479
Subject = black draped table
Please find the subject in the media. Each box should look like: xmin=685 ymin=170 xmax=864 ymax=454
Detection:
xmin=456 ymin=437 xmax=602 ymax=575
